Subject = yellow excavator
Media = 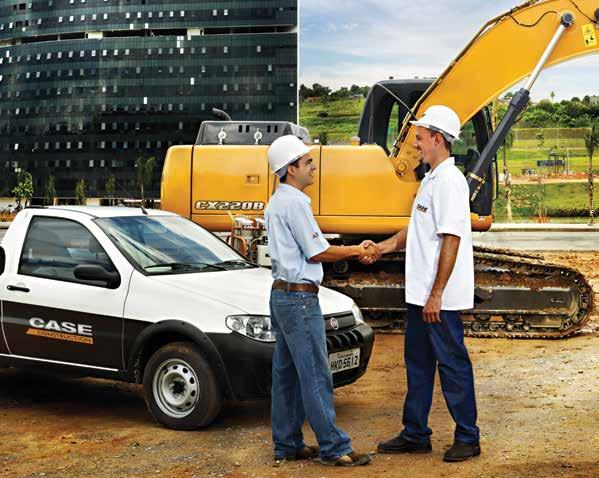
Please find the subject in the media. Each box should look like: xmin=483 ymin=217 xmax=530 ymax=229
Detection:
xmin=161 ymin=0 xmax=599 ymax=338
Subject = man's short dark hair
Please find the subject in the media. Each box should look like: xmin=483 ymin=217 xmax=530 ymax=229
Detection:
xmin=279 ymin=158 xmax=301 ymax=183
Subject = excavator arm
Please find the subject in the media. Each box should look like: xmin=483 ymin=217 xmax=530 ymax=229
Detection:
xmin=392 ymin=0 xmax=599 ymax=187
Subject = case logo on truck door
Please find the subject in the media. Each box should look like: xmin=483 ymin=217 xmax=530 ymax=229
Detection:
xmin=195 ymin=200 xmax=265 ymax=211
xmin=27 ymin=318 xmax=94 ymax=345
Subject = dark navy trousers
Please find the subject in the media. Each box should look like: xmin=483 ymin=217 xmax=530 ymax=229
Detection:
xmin=400 ymin=304 xmax=480 ymax=445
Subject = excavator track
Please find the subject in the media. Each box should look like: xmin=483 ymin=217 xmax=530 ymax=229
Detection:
xmin=323 ymin=245 xmax=593 ymax=339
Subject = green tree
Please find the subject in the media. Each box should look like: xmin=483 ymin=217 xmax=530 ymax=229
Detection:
xmin=106 ymin=175 xmax=116 ymax=206
xmin=12 ymin=170 xmax=34 ymax=211
xmin=299 ymin=84 xmax=314 ymax=101
xmin=311 ymin=83 xmax=331 ymax=98
xmin=44 ymin=175 xmax=56 ymax=206
xmin=318 ymin=132 xmax=329 ymax=145
xmin=330 ymin=86 xmax=350 ymax=99
xmin=75 ymin=179 xmax=87 ymax=205
xmin=500 ymin=130 xmax=514 ymax=222
xmin=349 ymin=84 xmax=363 ymax=96
xmin=584 ymin=122 xmax=599 ymax=225
xmin=536 ymin=129 xmax=545 ymax=149
xmin=136 ymin=156 xmax=156 ymax=207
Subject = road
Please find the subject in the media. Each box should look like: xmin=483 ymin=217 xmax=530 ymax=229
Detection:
xmin=1 ymin=331 xmax=597 ymax=478
xmin=473 ymin=231 xmax=599 ymax=251
xmin=2 ymin=227 xmax=599 ymax=251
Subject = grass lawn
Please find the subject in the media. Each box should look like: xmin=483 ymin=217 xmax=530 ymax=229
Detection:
xmin=300 ymin=98 xmax=364 ymax=143
xmin=494 ymin=182 xmax=593 ymax=222
xmin=500 ymin=149 xmax=593 ymax=175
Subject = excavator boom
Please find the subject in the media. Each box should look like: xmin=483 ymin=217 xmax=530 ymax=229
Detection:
xmin=393 ymin=0 xmax=599 ymax=182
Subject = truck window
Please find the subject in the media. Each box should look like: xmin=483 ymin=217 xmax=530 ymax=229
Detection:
xmin=96 ymin=216 xmax=252 ymax=274
xmin=18 ymin=217 xmax=117 ymax=286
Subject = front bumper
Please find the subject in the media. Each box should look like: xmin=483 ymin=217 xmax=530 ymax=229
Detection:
xmin=208 ymin=322 xmax=375 ymax=400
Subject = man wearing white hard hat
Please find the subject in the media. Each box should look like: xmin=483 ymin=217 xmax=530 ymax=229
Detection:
xmin=368 ymin=105 xmax=480 ymax=462
xmin=265 ymin=135 xmax=375 ymax=467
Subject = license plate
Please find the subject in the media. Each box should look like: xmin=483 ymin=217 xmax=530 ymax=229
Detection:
xmin=328 ymin=348 xmax=360 ymax=374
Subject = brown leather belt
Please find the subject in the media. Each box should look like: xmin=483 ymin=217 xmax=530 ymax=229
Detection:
xmin=272 ymin=279 xmax=319 ymax=294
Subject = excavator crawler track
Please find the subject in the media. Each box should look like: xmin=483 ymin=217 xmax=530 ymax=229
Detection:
xmin=323 ymin=245 xmax=593 ymax=339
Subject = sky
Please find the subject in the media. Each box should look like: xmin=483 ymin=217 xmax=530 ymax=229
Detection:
xmin=299 ymin=0 xmax=598 ymax=101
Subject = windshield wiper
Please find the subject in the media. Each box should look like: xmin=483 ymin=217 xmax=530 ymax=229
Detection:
xmin=212 ymin=259 xmax=256 ymax=268
xmin=144 ymin=262 xmax=226 ymax=272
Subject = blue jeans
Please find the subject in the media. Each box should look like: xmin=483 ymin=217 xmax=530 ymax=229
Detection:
xmin=400 ymin=304 xmax=480 ymax=445
xmin=269 ymin=289 xmax=352 ymax=460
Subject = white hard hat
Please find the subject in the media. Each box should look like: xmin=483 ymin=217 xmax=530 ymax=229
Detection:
xmin=267 ymin=135 xmax=310 ymax=178
xmin=410 ymin=105 xmax=461 ymax=143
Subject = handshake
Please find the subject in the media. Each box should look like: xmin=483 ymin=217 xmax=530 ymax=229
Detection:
xmin=357 ymin=240 xmax=382 ymax=265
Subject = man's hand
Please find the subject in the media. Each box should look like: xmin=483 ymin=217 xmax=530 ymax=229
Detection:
xmin=423 ymin=292 xmax=442 ymax=323
xmin=358 ymin=240 xmax=381 ymax=265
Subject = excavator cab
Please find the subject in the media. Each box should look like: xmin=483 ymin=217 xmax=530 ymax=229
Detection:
xmin=358 ymin=79 xmax=497 ymax=219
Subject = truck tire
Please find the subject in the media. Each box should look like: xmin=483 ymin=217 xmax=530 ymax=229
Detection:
xmin=143 ymin=341 xmax=222 ymax=430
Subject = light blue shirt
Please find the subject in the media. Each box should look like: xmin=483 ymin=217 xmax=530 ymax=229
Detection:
xmin=265 ymin=184 xmax=330 ymax=285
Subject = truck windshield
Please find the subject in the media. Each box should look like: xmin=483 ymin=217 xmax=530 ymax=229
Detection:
xmin=95 ymin=216 xmax=254 ymax=274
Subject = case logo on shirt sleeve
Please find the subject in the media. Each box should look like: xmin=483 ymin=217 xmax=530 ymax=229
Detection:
xmin=416 ymin=203 xmax=429 ymax=213
xmin=312 ymin=232 xmax=320 ymax=239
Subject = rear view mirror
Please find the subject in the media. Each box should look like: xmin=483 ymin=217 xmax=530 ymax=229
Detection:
xmin=74 ymin=264 xmax=120 ymax=289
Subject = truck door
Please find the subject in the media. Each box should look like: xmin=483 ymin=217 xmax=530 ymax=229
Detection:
xmin=0 ymin=216 xmax=132 ymax=370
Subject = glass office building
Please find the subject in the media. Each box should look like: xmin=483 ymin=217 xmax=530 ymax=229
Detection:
xmin=0 ymin=1 xmax=298 ymax=198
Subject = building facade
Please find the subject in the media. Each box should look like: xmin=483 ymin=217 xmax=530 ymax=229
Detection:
xmin=0 ymin=0 xmax=298 ymax=199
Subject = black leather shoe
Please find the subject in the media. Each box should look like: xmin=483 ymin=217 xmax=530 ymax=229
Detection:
xmin=443 ymin=441 xmax=481 ymax=462
xmin=377 ymin=435 xmax=432 ymax=454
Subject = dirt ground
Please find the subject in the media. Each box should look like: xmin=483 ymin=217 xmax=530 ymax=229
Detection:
xmin=1 ymin=253 xmax=598 ymax=478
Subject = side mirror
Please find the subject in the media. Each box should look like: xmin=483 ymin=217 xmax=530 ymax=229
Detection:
xmin=74 ymin=264 xmax=121 ymax=289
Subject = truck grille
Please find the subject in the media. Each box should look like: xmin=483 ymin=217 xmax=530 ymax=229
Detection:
xmin=323 ymin=312 xmax=355 ymax=332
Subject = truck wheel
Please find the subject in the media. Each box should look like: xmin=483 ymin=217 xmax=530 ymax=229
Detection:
xmin=143 ymin=342 xmax=222 ymax=430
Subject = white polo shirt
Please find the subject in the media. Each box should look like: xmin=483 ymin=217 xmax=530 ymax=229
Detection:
xmin=405 ymin=157 xmax=474 ymax=310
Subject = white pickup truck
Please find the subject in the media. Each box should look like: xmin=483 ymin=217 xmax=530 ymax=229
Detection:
xmin=0 ymin=207 xmax=374 ymax=429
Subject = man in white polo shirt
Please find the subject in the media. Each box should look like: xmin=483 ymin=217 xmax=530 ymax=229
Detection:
xmin=368 ymin=105 xmax=480 ymax=462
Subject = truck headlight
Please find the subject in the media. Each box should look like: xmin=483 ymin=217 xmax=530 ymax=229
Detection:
xmin=226 ymin=315 xmax=276 ymax=342
xmin=352 ymin=302 xmax=365 ymax=324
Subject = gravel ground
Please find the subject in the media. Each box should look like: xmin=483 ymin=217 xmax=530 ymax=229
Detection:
xmin=0 ymin=253 xmax=597 ymax=478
